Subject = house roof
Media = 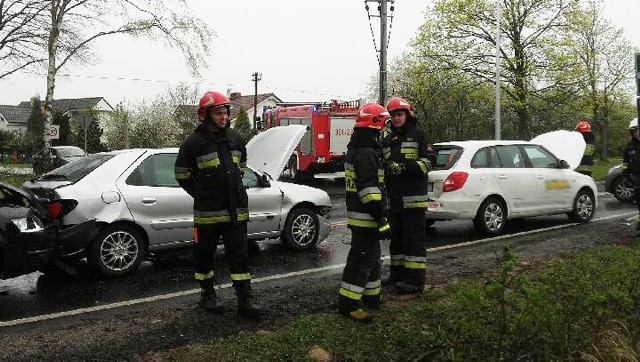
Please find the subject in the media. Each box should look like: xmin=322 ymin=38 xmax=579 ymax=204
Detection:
xmin=229 ymin=93 xmax=282 ymax=120
xmin=17 ymin=97 xmax=112 ymax=113
xmin=0 ymin=105 xmax=31 ymax=124
xmin=174 ymin=93 xmax=282 ymax=123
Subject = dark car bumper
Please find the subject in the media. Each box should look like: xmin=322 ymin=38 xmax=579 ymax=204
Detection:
xmin=1 ymin=219 xmax=97 ymax=279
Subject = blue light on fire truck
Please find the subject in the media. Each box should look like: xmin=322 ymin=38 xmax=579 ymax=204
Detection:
xmin=311 ymin=105 xmax=317 ymax=112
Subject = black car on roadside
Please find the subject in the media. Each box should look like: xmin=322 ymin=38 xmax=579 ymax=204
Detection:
xmin=0 ymin=182 xmax=96 ymax=279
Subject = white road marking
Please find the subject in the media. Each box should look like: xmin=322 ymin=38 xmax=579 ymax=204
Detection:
xmin=1 ymin=211 xmax=636 ymax=328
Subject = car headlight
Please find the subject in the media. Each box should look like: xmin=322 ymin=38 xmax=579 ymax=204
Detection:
xmin=11 ymin=216 xmax=45 ymax=233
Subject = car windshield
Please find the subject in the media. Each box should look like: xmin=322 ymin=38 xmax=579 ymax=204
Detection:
xmin=56 ymin=147 xmax=86 ymax=157
xmin=432 ymin=146 xmax=463 ymax=170
xmin=38 ymin=154 xmax=113 ymax=182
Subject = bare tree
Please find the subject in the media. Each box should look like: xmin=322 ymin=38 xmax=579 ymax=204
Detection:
xmin=42 ymin=0 xmax=212 ymax=148
xmin=0 ymin=0 xmax=48 ymax=79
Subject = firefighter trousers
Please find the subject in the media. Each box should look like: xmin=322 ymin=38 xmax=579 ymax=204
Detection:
xmin=388 ymin=211 xmax=427 ymax=286
xmin=338 ymin=228 xmax=382 ymax=312
xmin=193 ymin=222 xmax=250 ymax=282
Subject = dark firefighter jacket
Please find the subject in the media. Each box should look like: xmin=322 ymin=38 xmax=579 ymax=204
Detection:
xmin=380 ymin=120 xmax=430 ymax=213
xmin=623 ymin=137 xmax=640 ymax=179
xmin=345 ymin=128 xmax=386 ymax=230
xmin=577 ymin=132 xmax=596 ymax=174
xmin=174 ymin=124 xmax=249 ymax=226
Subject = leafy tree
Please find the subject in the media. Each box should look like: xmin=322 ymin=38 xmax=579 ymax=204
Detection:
xmin=412 ymin=0 xmax=578 ymax=139
xmin=234 ymin=107 xmax=255 ymax=142
xmin=25 ymin=97 xmax=45 ymax=155
xmin=52 ymin=110 xmax=72 ymax=145
xmin=562 ymin=0 xmax=636 ymax=160
xmin=104 ymin=103 xmax=131 ymax=150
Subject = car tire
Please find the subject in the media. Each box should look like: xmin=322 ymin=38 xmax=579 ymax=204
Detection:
xmin=473 ymin=197 xmax=507 ymax=235
xmin=88 ymin=224 xmax=145 ymax=277
xmin=568 ymin=189 xmax=595 ymax=223
xmin=281 ymin=207 xmax=319 ymax=250
xmin=612 ymin=177 xmax=634 ymax=203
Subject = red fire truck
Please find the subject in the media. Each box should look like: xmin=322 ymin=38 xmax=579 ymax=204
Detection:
xmin=261 ymin=100 xmax=361 ymax=179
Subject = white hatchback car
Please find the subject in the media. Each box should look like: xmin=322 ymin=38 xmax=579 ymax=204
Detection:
xmin=426 ymin=132 xmax=597 ymax=235
xmin=23 ymin=125 xmax=332 ymax=277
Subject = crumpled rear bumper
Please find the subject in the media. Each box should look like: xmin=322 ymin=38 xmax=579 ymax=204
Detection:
xmin=57 ymin=219 xmax=98 ymax=257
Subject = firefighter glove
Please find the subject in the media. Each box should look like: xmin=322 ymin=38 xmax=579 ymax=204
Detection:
xmin=378 ymin=219 xmax=391 ymax=240
xmin=386 ymin=161 xmax=406 ymax=176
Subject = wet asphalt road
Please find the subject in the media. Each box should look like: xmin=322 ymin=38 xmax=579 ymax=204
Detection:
xmin=0 ymin=179 xmax=635 ymax=323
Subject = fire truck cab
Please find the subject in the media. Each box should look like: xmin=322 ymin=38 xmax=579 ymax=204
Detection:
xmin=262 ymin=100 xmax=360 ymax=179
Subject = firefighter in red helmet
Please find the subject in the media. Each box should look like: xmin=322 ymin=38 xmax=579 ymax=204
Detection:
xmin=174 ymin=91 xmax=263 ymax=318
xmin=381 ymin=96 xmax=431 ymax=294
xmin=338 ymin=102 xmax=391 ymax=322
xmin=575 ymin=118 xmax=596 ymax=176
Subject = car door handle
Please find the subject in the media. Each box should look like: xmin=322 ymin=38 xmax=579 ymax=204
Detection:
xmin=536 ymin=175 xmax=544 ymax=179
xmin=498 ymin=175 xmax=508 ymax=179
xmin=141 ymin=197 xmax=157 ymax=204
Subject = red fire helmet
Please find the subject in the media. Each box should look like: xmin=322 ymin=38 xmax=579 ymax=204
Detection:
xmin=197 ymin=91 xmax=230 ymax=121
xmin=386 ymin=96 xmax=414 ymax=118
xmin=575 ymin=120 xmax=592 ymax=133
xmin=354 ymin=103 xmax=390 ymax=130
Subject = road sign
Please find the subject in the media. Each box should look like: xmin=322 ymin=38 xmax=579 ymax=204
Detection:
xmin=45 ymin=125 xmax=60 ymax=140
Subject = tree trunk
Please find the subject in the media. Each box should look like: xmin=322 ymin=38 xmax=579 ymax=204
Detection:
xmin=45 ymin=2 xmax=61 ymax=150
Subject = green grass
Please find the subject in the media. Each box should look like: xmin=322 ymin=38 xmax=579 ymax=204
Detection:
xmin=0 ymin=162 xmax=30 ymax=168
xmin=0 ymin=172 xmax=33 ymax=187
xmin=166 ymin=244 xmax=640 ymax=361
xmin=592 ymin=157 xmax=622 ymax=181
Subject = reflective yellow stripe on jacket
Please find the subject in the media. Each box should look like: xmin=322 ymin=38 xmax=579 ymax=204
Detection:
xmin=194 ymin=208 xmax=249 ymax=225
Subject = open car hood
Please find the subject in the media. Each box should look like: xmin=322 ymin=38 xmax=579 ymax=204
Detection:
xmin=531 ymin=130 xmax=586 ymax=170
xmin=246 ymin=125 xmax=308 ymax=178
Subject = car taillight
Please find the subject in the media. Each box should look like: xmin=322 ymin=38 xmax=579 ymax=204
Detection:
xmin=48 ymin=202 xmax=64 ymax=220
xmin=442 ymin=171 xmax=469 ymax=193
xmin=47 ymin=199 xmax=78 ymax=221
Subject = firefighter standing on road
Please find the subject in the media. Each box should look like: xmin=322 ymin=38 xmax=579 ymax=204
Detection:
xmin=338 ymin=103 xmax=391 ymax=322
xmin=575 ymin=119 xmax=596 ymax=176
xmin=174 ymin=90 xmax=263 ymax=318
xmin=622 ymin=118 xmax=640 ymax=234
xmin=381 ymin=96 xmax=431 ymax=294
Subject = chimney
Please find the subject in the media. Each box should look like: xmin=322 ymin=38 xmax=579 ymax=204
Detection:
xmin=226 ymin=88 xmax=232 ymax=98
xmin=229 ymin=92 xmax=242 ymax=100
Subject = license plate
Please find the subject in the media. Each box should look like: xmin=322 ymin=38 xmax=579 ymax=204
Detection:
xmin=427 ymin=182 xmax=434 ymax=192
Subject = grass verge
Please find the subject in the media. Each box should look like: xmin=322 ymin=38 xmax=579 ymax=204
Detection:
xmin=0 ymin=172 xmax=33 ymax=187
xmin=592 ymin=158 xmax=622 ymax=181
xmin=164 ymin=243 xmax=640 ymax=361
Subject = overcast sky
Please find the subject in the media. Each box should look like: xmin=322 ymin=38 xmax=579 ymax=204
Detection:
xmin=1 ymin=0 xmax=639 ymax=107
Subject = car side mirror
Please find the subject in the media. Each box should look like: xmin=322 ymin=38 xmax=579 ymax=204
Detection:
xmin=259 ymin=174 xmax=271 ymax=187
xmin=559 ymin=160 xmax=570 ymax=169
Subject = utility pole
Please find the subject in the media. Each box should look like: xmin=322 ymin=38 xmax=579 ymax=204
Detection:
xmin=494 ymin=0 xmax=502 ymax=140
xmin=365 ymin=0 xmax=393 ymax=105
xmin=379 ymin=0 xmax=388 ymax=105
xmin=251 ymin=72 xmax=262 ymax=130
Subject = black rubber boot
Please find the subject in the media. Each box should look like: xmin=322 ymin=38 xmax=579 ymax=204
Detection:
xmin=395 ymin=281 xmax=425 ymax=295
xmin=198 ymin=279 xmax=224 ymax=313
xmin=337 ymin=295 xmax=373 ymax=323
xmin=362 ymin=294 xmax=383 ymax=310
xmin=381 ymin=276 xmax=400 ymax=287
xmin=234 ymin=281 xmax=264 ymax=318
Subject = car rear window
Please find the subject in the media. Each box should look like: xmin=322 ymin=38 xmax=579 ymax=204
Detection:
xmin=37 ymin=154 xmax=113 ymax=183
xmin=432 ymin=146 xmax=463 ymax=170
